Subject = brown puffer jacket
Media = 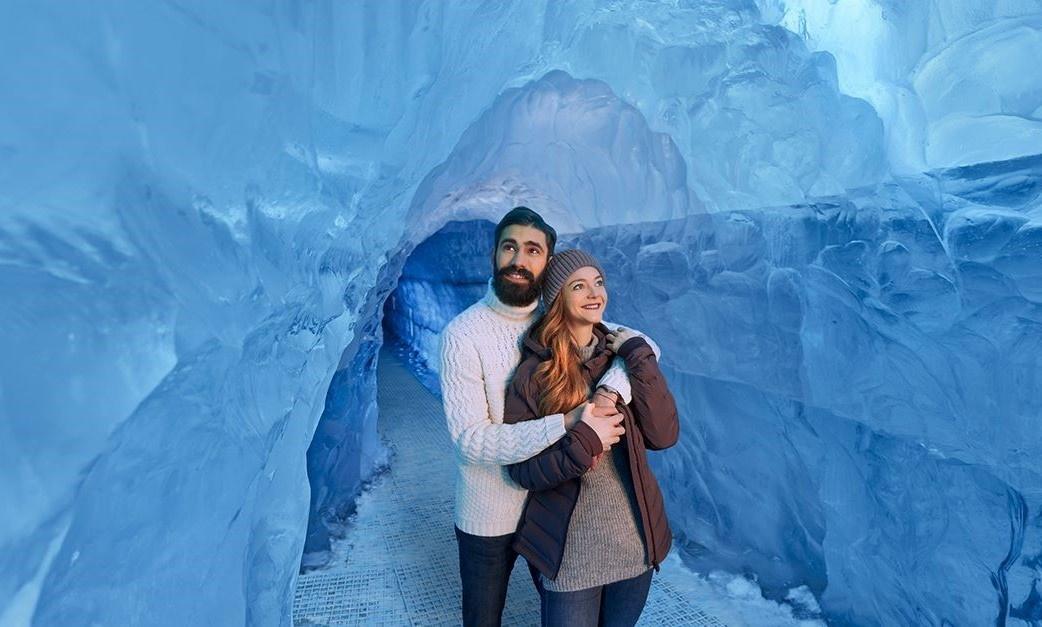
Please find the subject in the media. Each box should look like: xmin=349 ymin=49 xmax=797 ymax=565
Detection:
xmin=502 ymin=323 xmax=679 ymax=582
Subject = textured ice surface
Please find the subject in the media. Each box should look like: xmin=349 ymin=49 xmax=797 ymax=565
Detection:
xmin=383 ymin=221 xmax=492 ymax=371
xmin=408 ymin=70 xmax=693 ymax=232
xmin=563 ymin=184 xmax=1042 ymax=626
xmin=761 ymin=1 xmax=1042 ymax=171
xmin=2 ymin=0 xmax=1041 ymax=625
xmin=388 ymin=154 xmax=1042 ymax=625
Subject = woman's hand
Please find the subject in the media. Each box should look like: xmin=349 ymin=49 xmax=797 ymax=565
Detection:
xmin=605 ymin=326 xmax=639 ymax=353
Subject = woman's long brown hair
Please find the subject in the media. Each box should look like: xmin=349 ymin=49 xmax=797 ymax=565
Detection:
xmin=534 ymin=294 xmax=590 ymax=415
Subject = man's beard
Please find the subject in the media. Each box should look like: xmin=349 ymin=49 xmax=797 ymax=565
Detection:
xmin=492 ymin=265 xmax=542 ymax=307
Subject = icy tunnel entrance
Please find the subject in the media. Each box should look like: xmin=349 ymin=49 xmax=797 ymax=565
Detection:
xmin=296 ymin=68 xmax=693 ymax=571
xmin=300 ymin=219 xmax=496 ymax=569
xmin=381 ymin=219 xmax=499 ymax=395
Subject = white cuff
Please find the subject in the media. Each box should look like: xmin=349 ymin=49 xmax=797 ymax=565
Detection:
xmin=542 ymin=413 xmax=566 ymax=445
xmin=597 ymin=362 xmax=633 ymax=404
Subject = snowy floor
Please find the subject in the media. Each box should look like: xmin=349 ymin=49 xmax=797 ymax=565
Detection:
xmin=293 ymin=348 xmax=820 ymax=626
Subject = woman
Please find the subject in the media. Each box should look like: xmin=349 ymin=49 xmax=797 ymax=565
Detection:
xmin=502 ymin=249 xmax=680 ymax=626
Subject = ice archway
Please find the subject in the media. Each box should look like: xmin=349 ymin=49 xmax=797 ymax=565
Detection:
xmin=303 ymin=70 xmax=691 ymax=563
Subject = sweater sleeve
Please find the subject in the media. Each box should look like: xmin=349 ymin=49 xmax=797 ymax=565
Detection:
xmin=439 ymin=327 xmax=566 ymax=465
xmin=595 ymin=323 xmax=661 ymax=404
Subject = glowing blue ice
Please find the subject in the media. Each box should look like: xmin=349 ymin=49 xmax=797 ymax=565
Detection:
xmin=2 ymin=1 xmax=1040 ymax=625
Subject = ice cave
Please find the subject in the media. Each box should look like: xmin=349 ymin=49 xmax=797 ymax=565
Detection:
xmin=2 ymin=1 xmax=1042 ymax=625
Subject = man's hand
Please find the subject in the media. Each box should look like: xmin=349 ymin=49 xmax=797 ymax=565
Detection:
xmin=580 ymin=402 xmax=625 ymax=453
xmin=564 ymin=401 xmax=619 ymax=428
xmin=605 ymin=326 xmax=640 ymax=353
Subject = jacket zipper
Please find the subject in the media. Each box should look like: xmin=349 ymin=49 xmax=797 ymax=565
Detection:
xmin=626 ymin=408 xmax=659 ymax=571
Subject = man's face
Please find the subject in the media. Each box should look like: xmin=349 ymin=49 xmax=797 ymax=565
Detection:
xmin=492 ymin=224 xmax=550 ymax=307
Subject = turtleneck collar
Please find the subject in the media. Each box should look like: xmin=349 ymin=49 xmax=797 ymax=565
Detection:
xmin=482 ymin=278 xmax=539 ymax=321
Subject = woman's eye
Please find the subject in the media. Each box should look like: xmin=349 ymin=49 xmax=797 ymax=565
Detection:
xmin=595 ymin=279 xmax=604 ymax=287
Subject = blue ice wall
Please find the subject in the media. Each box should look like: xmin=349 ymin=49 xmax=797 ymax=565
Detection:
xmin=2 ymin=0 xmax=1041 ymax=625
xmin=565 ymin=164 xmax=1042 ymax=625
xmin=391 ymin=160 xmax=1042 ymax=625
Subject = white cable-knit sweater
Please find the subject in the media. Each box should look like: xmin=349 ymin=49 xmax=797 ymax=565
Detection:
xmin=439 ymin=282 xmax=637 ymax=536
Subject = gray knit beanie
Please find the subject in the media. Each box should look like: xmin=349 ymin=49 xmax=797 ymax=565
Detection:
xmin=541 ymin=248 xmax=605 ymax=306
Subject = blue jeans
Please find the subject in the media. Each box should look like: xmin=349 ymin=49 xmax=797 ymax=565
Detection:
xmin=540 ymin=569 xmax=653 ymax=627
xmin=455 ymin=526 xmax=541 ymax=627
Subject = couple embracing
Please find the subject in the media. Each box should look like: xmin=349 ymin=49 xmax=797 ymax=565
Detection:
xmin=439 ymin=207 xmax=680 ymax=626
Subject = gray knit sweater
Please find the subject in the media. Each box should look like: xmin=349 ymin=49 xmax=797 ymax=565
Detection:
xmin=541 ymin=339 xmax=652 ymax=592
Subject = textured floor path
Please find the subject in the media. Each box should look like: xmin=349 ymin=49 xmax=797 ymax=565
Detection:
xmin=293 ymin=347 xmax=731 ymax=626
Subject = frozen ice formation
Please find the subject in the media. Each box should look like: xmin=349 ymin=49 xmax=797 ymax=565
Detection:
xmin=762 ymin=0 xmax=1042 ymax=171
xmin=1 ymin=1 xmax=1041 ymax=625
xmin=389 ymin=157 xmax=1042 ymax=626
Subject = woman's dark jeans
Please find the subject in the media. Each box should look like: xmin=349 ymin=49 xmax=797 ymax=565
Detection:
xmin=455 ymin=526 xmax=541 ymax=627
xmin=540 ymin=569 xmax=653 ymax=627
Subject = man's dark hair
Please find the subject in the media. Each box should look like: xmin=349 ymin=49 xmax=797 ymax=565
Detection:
xmin=494 ymin=206 xmax=557 ymax=255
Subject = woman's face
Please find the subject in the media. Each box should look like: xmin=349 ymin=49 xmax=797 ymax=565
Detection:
xmin=561 ymin=265 xmax=607 ymax=326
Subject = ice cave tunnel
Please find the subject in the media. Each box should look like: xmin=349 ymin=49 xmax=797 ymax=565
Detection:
xmin=3 ymin=2 xmax=1042 ymax=626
